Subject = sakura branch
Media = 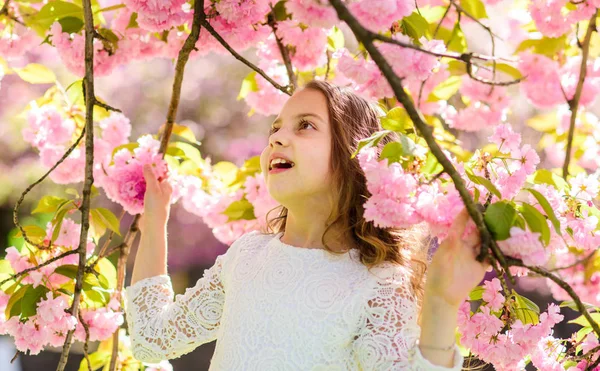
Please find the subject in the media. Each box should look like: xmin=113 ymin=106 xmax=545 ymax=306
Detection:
xmin=327 ymin=0 xmax=505 ymax=269
xmin=13 ymin=128 xmax=86 ymax=251
xmin=267 ymin=8 xmax=298 ymax=91
xmin=370 ymin=28 xmax=521 ymax=88
xmin=0 ymin=250 xmax=78 ymax=287
xmin=56 ymin=0 xmax=98 ymax=368
xmin=0 ymin=0 xmax=24 ymax=25
xmin=199 ymin=17 xmax=293 ymax=95
xmin=563 ymin=10 xmax=598 ymax=179
xmin=108 ymin=0 xmax=206 ymax=369
xmin=329 ymin=0 xmax=600 ymax=355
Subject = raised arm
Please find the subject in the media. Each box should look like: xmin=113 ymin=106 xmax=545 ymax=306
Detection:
xmin=351 ymin=265 xmax=464 ymax=370
xmin=124 ymin=245 xmax=233 ymax=363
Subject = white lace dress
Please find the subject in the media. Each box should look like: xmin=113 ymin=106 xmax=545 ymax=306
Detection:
xmin=124 ymin=230 xmax=464 ymax=370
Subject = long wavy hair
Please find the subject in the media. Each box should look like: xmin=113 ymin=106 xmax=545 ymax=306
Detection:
xmin=263 ymin=80 xmax=431 ymax=312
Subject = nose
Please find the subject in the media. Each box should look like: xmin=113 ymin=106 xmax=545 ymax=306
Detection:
xmin=268 ymin=127 xmax=290 ymax=148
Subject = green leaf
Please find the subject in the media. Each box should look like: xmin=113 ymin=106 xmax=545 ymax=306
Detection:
xmin=55 ymin=265 xmax=79 ymax=280
xmin=402 ymin=12 xmax=430 ymax=41
xmin=422 ymin=151 xmax=443 ymax=176
xmin=5 ymin=284 xmax=31 ymax=319
xmin=465 ymin=169 xmax=501 ymax=199
xmin=419 ymin=6 xmax=449 ymax=23
xmin=169 ymin=142 xmax=203 ymax=166
xmin=21 ymin=285 xmax=50 ymax=318
xmin=14 ymin=225 xmax=47 ymax=244
xmin=381 ymin=107 xmax=409 ymax=132
xmin=397 ymin=134 xmax=424 ymax=157
xmin=513 ymin=291 xmax=540 ymax=325
xmin=484 ymin=201 xmax=517 ymax=241
xmin=492 ymin=63 xmax=523 ymax=80
xmin=95 ymin=258 xmax=117 ymax=289
xmin=171 ymin=123 xmax=198 ymax=144
xmin=97 ymin=28 xmax=119 ymax=43
xmin=514 ymin=214 xmax=526 ymax=230
xmin=429 ymin=76 xmax=462 ymax=101
xmin=518 ymin=202 xmax=551 ymax=246
xmin=469 ymin=286 xmax=484 ymax=301
xmin=524 ymin=188 xmax=562 ymax=235
xmin=460 ymin=0 xmax=488 ymax=19
xmin=380 ymin=142 xmax=404 ymax=163
xmin=560 ymin=300 xmax=599 ymax=312
xmin=327 ymin=26 xmax=344 ymax=50
xmin=222 ymin=199 xmax=256 ymax=221
xmin=126 ymin=11 xmax=138 ymax=29
xmin=58 ymin=16 xmax=84 ymax=33
xmin=110 ymin=143 xmax=139 ymax=165
xmin=515 ymin=36 xmax=568 ymax=58
xmin=78 ymin=351 xmax=110 ymax=371
xmin=51 ymin=205 xmax=77 ymax=243
xmin=447 ymin=23 xmax=467 ymax=53
xmin=13 ymin=64 xmax=56 ymax=84
xmin=27 ymin=1 xmax=84 ymax=37
xmin=33 ymin=195 xmax=67 ymax=214
xmin=213 ymin=161 xmax=239 ymax=186
xmin=92 ymin=208 xmax=121 ymax=237
xmin=352 ymin=130 xmax=392 ymax=158
xmin=237 ymin=71 xmax=259 ymax=101
xmin=271 ymin=0 xmax=289 ymax=21
xmin=569 ymin=313 xmax=600 ymax=327
xmin=532 ymin=169 xmax=569 ymax=192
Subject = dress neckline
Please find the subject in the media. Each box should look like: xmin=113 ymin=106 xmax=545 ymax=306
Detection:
xmin=272 ymin=232 xmax=355 ymax=257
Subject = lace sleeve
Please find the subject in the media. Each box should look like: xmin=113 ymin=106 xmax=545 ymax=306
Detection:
xmin=124 ymin=235 xmax=243 ymax=363
xmin=352 ymin=265 xmax=463 ymax=370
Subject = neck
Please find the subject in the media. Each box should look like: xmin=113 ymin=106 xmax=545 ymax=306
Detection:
xmin=281 ymin=207 xmax=352 ymax=253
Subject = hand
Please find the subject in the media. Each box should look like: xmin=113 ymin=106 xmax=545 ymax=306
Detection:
xmin=425 ymin=208 xmax=491 ymax=308
xmin=139 ymin=164 xmax=173 ymax=233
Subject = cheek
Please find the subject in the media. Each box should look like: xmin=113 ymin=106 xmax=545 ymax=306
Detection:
xmin=259 ymin=148 xmax=269 ymax=174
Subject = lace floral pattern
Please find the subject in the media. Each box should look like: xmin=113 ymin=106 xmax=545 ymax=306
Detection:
xmin=124 ymin=231 xmax=463 ymax=370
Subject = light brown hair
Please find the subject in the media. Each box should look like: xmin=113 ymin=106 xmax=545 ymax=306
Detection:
xmin=263 ymin=80 xmax=430 ymax=311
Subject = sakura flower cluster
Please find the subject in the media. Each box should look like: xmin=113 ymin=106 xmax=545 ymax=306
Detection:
xmin=103 ymin=135 xmax=169 ymax=215
xmin=178 ymin=169 xmax=278 ymax=245
xmin=5 ymin=218 xmax=96 ymax=290
xmin=357 ymin=146 xmax=465 ymax=238
xmin=0 ymin=292 xmax=123 ymax=355
xmin=458 ymin=284 xmax=565 ymax=371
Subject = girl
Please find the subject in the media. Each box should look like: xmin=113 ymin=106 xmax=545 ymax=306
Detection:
xmin=125 ymin=81 xmax=490 ymax=370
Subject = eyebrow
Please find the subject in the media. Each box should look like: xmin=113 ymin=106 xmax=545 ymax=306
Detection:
xmin=271 ymin=113 xmax=325 ymax=126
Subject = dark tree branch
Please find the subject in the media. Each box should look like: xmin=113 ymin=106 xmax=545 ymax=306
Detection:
xmin=0 ymin=250 xmax=78 ymax=287
xmin=13 ymin=127 xmax=86 ymax=251
xmin=199 ymin=18 xmax=293 ymax=95
xmin=109 ymin=1 xmax=206 ymax=369
xmin=327 ymin=0 xmax=510 ymax=277
xmin=508 ymin=258 xmax=600 ymax=342
xmin=56 ymin=0 xmax=97 ymax=367
xmin=563 ymin=11 xmax=598 ymax=179
xmin=267 ymin=8 xmax=297 ymax=91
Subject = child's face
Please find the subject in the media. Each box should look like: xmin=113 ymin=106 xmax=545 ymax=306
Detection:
xmin=260 ymin=88 xmax=334 ymax=207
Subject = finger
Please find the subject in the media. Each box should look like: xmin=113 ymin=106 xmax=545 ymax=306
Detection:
xmin=160 ymin=179 xmax=173 ymax=195
xmin=143 ymin=165 xmax=159 ymax=193
xmin=449 ymin=207 xmax=471 ymax=240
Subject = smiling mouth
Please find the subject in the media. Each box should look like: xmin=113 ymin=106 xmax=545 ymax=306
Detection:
xmin=269 ymin=165 xmax=293 ymax=174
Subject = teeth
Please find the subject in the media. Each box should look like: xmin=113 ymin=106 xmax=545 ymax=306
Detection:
xmin=270 ymin=158 xmax=295 ymax=169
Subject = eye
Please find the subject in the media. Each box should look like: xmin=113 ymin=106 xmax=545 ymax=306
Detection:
xmin=299 ymin=119 xmax=315 ymax=130
xmin=269 ymin=126 xmax=279 ymax=135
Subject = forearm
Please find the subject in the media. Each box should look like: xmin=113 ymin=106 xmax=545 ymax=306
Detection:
xmin=418 ymin=292 xmax=460 ymax=368
xmin=131 ymin=225 xmax=168 ymax=286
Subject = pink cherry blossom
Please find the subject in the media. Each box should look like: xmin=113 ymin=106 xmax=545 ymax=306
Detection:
xmin=497 ymin=227 xmax=548 ymax=266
